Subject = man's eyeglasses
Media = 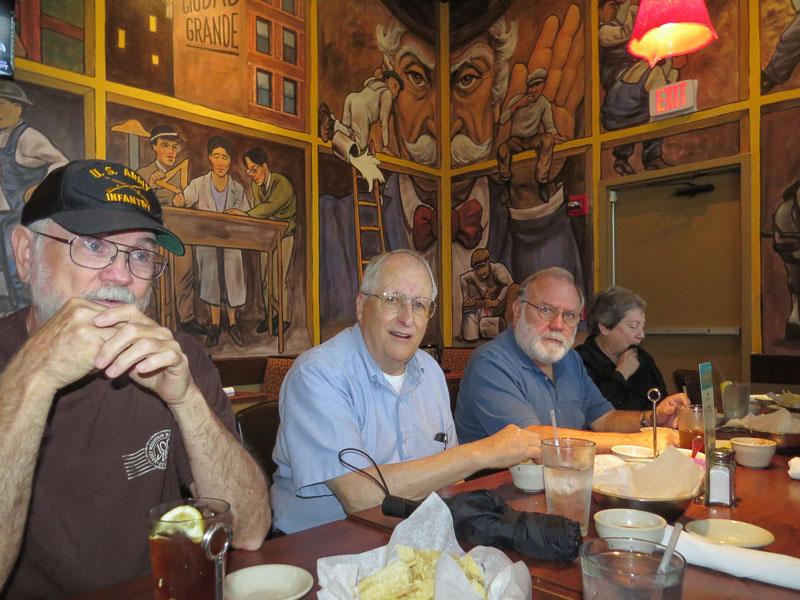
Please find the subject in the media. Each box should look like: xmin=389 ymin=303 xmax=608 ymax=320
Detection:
xmin=365 ymin=291 xmax=436 ymax=319
xmin=245 ymin=165 xmax=264 ymax=176
xmin=34 ymin=232 xmax=168 ymax=280
xmin=519 ymin=300 xmax=580 ymax=327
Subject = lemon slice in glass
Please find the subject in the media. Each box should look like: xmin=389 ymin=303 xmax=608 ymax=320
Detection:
xmin=720 ymin=380 xmax=732 ymax=394
xmin=153 ymin=505 xmax=205 ymax=543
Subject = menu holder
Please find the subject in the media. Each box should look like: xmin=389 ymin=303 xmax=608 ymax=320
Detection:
xmin=698 ymin=362 xmax=717 ymax=505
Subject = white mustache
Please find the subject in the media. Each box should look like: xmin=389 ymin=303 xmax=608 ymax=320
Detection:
xmin=403 ymin=134 xmax=437 ymax=166
xmin=84 ymin=285 xmax=152 ymax=312
xmin=451 ymin=133 xmax=492 ymax=168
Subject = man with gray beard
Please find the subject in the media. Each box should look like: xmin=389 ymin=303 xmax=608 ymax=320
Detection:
xmin=455 ymin=267 xmax=687 ymax=451
xmin=0 ymin=160 xmax=269 ymax=599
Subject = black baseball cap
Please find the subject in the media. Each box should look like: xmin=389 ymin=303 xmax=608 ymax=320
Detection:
xmin=22 ymin=159 xmax=185 ymax=256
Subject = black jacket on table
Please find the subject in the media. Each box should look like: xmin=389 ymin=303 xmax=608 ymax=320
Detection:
xmin=574 ymin=335 xmax=668 ymax=411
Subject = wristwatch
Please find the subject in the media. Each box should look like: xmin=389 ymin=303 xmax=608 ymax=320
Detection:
xmin=640 ymin=410 xmax=652 ymax=428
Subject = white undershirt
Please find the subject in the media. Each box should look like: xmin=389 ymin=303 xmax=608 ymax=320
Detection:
xmin=383 ymin=371 xmax=406 ymax=394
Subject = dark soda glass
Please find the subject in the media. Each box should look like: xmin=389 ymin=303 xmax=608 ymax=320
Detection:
xmin=147 ymin=498 xmax=231 ymax=600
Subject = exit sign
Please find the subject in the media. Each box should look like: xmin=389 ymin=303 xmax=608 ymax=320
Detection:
xmin=649 ymin=80 xmax=698 ymax=120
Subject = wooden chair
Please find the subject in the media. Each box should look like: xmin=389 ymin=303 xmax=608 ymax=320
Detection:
xmin=235 ymin=401 xmax=281 ymax=483
xmin=441 ymin=347 xmax=473 ymax=373
xmin=262 ymin=356 xmax=296 ymax=402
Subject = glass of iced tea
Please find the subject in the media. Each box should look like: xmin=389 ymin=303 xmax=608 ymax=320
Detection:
xmin=677 ymin=405 xmax=705 ymax=451
xmin=148 ymin=497 xmax=232 ymax=600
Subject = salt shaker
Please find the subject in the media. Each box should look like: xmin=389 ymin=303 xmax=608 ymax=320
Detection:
xmin=707 ymin=447 xmax=736 ymax=506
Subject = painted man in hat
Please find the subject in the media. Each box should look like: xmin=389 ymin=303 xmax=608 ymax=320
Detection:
xmin=460 ymin=247 xmax=513 ymax=342
xmin=0 ymin=160 xmax=269 ymax=598
xmin=496 ymin=67 xmax=567 ymax=202
xmin=137 ymin=125 xmax=205 ymax=336
xmin=0 ymin=80 xmax=68 ymax=312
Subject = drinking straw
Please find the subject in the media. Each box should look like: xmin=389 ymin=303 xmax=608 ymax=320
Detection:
xmin=550 ymin=409 xmax=559 ymax=445
xmin=658 ymin=523 xmax=683 ymax=573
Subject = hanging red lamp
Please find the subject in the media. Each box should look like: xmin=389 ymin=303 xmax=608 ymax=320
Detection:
xmin=627 ymin=0 xmax=718 ymax=67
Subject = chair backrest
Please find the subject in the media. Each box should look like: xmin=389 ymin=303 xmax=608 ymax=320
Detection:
xmin=441 ymin=347 xmax=474 ymax=373
xmin=235 ymin=401 xmax=281 ymax=483
xmin=673 ymin=369 xmax=702 ymax=404
xmin=262 ymin=356 xmax=296 ymax=402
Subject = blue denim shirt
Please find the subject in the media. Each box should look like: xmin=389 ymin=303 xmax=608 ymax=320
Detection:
xmin=455 ymin=328 xmax=613 ymax=443
xmin=271 ymin=324 xmax=456 ymax=533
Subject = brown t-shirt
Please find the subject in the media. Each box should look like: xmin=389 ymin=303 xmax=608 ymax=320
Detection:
xmin=0 ymin=308 xmax=237 ymax=599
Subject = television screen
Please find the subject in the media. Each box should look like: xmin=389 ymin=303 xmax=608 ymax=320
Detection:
xmin=0 ymin=0 xmax=13 ymax=79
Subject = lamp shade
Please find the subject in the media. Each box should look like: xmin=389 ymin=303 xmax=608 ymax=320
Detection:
xmin=627 ymin=0 xmax=718 ymax=67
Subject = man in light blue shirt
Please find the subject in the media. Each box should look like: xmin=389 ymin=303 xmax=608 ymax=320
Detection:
xmin=455 ymin=268 xmax=686 ymax=451
xmin=271 ymin=250 xmax=543 ymax=534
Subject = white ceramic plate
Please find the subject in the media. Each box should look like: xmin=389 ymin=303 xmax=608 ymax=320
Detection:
xmin=225 ymin=564 xmax=314 ymax=600
xmin=685 ymin=519 xmax=775 ymax=548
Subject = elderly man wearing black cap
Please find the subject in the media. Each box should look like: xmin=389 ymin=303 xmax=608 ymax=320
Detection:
xmin=0 ymin=160 xmax=269 ymax=599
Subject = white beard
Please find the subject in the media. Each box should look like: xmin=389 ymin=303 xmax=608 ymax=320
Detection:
xmin=514 ymin=309 xmax=576 ymax=365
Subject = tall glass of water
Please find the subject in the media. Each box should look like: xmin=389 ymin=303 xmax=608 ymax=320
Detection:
xmin=542 ymin=437 xmax=596 ymax=536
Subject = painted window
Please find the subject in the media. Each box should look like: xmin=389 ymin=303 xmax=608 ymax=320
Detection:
xmin=257 ymin=70 xmax=273 ymax=108
xmin=283 ymin=28 xmax=297 ymax=65
xmin=256 ymin=19 xmax=271 ymax=55
xmin=283 ymin=78 xmax=297 ymax=115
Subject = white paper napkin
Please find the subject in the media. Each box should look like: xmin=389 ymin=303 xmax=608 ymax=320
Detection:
xmin=660 ymin=525 xmax=800 ymax=590
xmin=317 ymin=494 xmax=531 ymax=600
xmin=789 ymin=457 xmax=800 ymax=480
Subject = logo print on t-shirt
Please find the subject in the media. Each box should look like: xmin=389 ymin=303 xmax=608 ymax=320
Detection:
xmin=122 ymin=429 xmax=171 ymax=480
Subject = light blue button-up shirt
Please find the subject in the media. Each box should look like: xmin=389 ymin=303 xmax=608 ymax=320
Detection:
xmin=270 ymin=324 xmax=456 ymax=534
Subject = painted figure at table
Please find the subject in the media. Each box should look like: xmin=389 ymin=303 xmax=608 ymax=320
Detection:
xmin=137 ymin=124 xmax=205 ymax=336
xmin=271 ymin=249 xmax=543 ymax=534
xmin=225 ymin=147 xmax=296 ymax=334
xmin=496 ymin=67 xmax=567 ymax=203
xmin=0 ymin=81 xmax=68 ymax=312
xmin=576 ymin=286 xmax=684 ymax=410
xmin=455 ymin=267 xmax=688 ymax=447
xmin=180 ymin=135 xmax=250 ymax=348
xmin=771 ymin=179 xmax=800 ymax=340
xmin=460 ymin=247 xmax=513 ymax=342
xmin=0 ymin=160 xmax=268 ymax=599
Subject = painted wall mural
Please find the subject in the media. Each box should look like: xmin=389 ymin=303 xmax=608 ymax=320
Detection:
xmin=447 ymin=1 xmax=590 ymax=346
xmin=15 ymin=0 xmax=86 ymax=73
xmin=105 ymin=0 xmax=306 ymax=131
xmin=0 ymin=79 xmax=81 ymax=316
xmin=761 ymin=0 xmax=800 ymax=95
xmin=761 ymin=99 xmax=800 ymax=355
xmin=599 ymin=0 xmax=738 ymax=176
xmin=106 ymin=102 xmax=310 ymax=357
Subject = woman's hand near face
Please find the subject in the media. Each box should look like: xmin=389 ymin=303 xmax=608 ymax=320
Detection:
xmin=616 ymin=347 xmax=640 ymax=380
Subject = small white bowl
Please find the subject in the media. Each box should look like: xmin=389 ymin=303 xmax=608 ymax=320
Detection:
xmin=509 ymin=461 xmax=544 ymax=492
xmin=730 ymin=437 xmax=777 ymax=469
xmin=611 ymin=445 xmax=654 ymax=462
xmin=594 ymin=508 xmax=667 ymax=543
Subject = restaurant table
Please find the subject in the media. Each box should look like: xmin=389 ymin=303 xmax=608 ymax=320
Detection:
xmin=71 ymin=456 xmax=800 ymax=599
